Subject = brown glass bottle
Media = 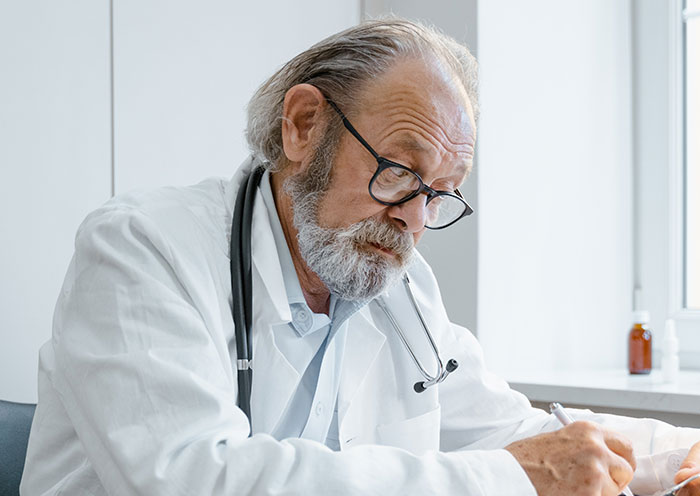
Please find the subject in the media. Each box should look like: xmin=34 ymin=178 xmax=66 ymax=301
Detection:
xmin=628 ymin=311 xmax=652 ymax=374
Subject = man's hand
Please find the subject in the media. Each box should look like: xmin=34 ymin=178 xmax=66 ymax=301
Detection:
xmin=505 ymin=421 xmax=636 ymax=496
xmin=677 ymin=441 xmax=700 ymax=496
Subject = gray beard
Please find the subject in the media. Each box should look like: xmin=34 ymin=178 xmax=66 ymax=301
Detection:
xmin=284 ymin=152 xmax=415 ymax=302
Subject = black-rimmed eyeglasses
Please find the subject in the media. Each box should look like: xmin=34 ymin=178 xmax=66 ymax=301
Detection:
xmin=326 ymin=99 xmax=473 ymax=230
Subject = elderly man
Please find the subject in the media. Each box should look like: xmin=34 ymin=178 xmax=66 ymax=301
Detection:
xmin=21 ymin=19 xmax=700 ymax=496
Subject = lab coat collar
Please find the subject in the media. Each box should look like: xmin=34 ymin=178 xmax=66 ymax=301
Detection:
xmin=225 ymin=157 xmax=291 ymax=324
xmin=258 ymin=170 xmax=336 ymax=337
xmin=250 ymin=193 xmax=292 ymax=324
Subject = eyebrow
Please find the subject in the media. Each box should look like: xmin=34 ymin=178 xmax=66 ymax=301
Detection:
xmin=386 ymin=135 xmax=471 ymax=183
xmin=390 ymin=134 xmax=431 ymax=153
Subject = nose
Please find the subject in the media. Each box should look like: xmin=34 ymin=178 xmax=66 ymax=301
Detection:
xmin=387 ymin=194 xmax=427 ymax=233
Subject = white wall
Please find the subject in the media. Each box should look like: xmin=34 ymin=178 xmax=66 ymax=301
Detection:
xmin=1 ymin=0 xmax=644 ymax=402
xmin=632 ymin=0 xmax=673 ymax=363
xmin=0 ymin=1 xmax=112 ymax=403
xmin=363 ymin=0 xmax=480 ymax=332
xmin=114 ymin=0 xmax=360 ymax=192
xmin=0 ymin=1 xmax=360 ymax=403
xmin=477 ymin=1 xmax=633 ymax=374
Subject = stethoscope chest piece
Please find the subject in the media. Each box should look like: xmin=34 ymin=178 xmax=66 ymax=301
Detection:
xmin=377 ymin=274 xmax=458 ymax=393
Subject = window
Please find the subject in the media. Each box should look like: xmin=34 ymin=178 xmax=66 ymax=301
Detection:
xmin=665 ymin=0 xmax=700 ymax=366
xmin=636 ymin=0 xmax=700 ymax=367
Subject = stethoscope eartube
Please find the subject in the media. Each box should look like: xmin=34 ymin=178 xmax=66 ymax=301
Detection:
xmin=230 ymin=167 xmax=458 ymax=426
xmin=378 ymin=275 xmax=459 ymax=394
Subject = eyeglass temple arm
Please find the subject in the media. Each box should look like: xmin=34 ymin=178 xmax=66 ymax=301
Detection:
xmin=327 ymin=98 xmax=475 ymax=217
xmin=325 ymin=98 xmax=380 ymax=161
xmin=453 ymin=189 xmax=474 ymax=215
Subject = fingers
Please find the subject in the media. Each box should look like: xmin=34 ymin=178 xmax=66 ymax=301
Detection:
xmin=565 ymin=422 xmax=635 ymax=494
xmin=676 ymin=441 xmax=700 ymax=495
xmin=602 ymin=428 xmax=637 ymax=472
xmin=577 ymin=455 xmax=633 ymax=496
xmin=677 ymin=466 xmax=700 ymax=482
xmin=676 ymin=468 xmax=700 ymax=496
xmin=507 ymin=422 xmax=639 ymax=496
xmin=607 ymin=451 xmax=635 ymax=492
xmin=677 ymin=477 xmax=700 ymax=496
xmin=676 ymin=442 xmax=700 ymax=484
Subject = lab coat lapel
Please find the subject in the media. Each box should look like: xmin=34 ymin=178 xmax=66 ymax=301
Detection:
xmin=225 ymin=158 xmax=291 ymax=324
xmin=337 ymin=269 xmax=442 ymax=450
xmin=249 ymin=190 xmax=289 ymax=322
xmin=337 ymin=307 xmax=386 ymax=435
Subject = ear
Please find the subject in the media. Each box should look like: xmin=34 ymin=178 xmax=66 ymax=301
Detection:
xmin=281 ymin=84 xmax=327 ymax=170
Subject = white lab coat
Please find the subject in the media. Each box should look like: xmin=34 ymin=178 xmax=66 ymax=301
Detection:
xmin=21 ymin=158 xmax=700 ymax=495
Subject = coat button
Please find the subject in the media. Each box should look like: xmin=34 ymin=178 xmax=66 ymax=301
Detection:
xmin=668 ymin=452 xmax=684 ymax=473
xmin=315 ymin=402 xmax=324 ymax=416
xmin=296 ymin=308 xmax=310 ymax=322
xmin=292 ymin=307 xmax=312 ymax=333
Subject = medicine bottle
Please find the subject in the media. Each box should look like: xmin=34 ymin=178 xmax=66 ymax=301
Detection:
xmin=628 ymin=311 xmax=652 ymax=374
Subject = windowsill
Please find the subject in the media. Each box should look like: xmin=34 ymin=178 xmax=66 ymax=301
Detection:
xmin=505 ymin=369 xmax=700 ymax=415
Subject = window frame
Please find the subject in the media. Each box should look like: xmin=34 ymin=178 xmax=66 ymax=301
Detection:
xmin=667 ymin=0 xmax=700 ymax=361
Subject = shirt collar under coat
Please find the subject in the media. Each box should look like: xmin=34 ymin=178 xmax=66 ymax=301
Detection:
xmin=258 ymin=169 xmax=332 ymax=337
xmin=224 ymin=156 xmax=389 ymax=437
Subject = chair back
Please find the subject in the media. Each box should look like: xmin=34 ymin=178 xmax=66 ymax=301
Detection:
xmin=0 ymin=400 xmax=36 ymax=496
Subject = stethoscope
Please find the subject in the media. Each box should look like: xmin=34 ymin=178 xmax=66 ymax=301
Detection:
xmin=230 ymin=166 xmax=459 ymax=421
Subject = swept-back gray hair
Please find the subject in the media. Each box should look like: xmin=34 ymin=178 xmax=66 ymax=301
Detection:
xmin=245 ymin=18 xmax=479 ymax=168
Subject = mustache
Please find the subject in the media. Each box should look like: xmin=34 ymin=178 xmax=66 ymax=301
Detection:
xmin=338 ymin=217 xmax=415 ymax=260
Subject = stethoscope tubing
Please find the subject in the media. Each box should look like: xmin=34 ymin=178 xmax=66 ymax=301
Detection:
xmin=230 ymin=166 xmax=265 ymax=421
xmin=377 ymin=275 xmax=458 ymax=393
xmin=230 ymin=165 xmax=458 ymax=424
xmin=376 ymin=292 xmax=437 ymax=382
xmin=401 ymin=274 xmax=445 ymax=376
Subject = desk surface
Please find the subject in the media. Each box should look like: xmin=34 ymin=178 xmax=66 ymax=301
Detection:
xmin=505 ymin=369 xmax=700 ymax=415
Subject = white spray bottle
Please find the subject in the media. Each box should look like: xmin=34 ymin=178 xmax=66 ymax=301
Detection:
xmin=661 ymin=318 xmax=680 ymax=384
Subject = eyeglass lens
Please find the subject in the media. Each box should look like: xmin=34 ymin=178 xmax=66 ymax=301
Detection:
xmin=371 ymin=163 xmax=466 ymax=228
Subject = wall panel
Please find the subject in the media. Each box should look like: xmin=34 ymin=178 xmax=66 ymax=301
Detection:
xmin=477 ymin=0 xmax=633 ymax=374
xmin=113 ymin=0 xmax=360 ymax=193
xmin=363 ymin=0 xmax=479 ymax=331
xmin=0 ymin=1 xmax=112 ymax=402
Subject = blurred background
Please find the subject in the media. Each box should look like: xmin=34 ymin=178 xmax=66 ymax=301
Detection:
xmin=1 ymin=0 xmax=698 ymax=404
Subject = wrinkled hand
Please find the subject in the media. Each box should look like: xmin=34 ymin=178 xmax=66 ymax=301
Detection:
xmin=505 ymin=421 xmax=636 ymax=496
xmin=677 ymin=441 xmax=700 ymax=496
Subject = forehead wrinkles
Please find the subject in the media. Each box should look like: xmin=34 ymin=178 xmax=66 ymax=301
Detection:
xmin=368 ymin=91 xmax=474 ymax=159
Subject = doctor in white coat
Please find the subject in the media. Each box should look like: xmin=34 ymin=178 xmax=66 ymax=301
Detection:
xmin=21 ymin=19 xmax=700 ymax=496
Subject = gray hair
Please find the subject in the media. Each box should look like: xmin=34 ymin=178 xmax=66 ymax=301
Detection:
xmin=245 ymin=18 xmax=479 ymax=168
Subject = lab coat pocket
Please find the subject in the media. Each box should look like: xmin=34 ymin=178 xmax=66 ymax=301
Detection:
xmin=376 ymin=405 xmax=441 ymax=455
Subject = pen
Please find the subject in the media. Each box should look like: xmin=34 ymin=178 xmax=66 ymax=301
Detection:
xmin=549 ymin=403 xmax=634 ymax=496
xmin=549 ymin=401 xmax=574 ymax=425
